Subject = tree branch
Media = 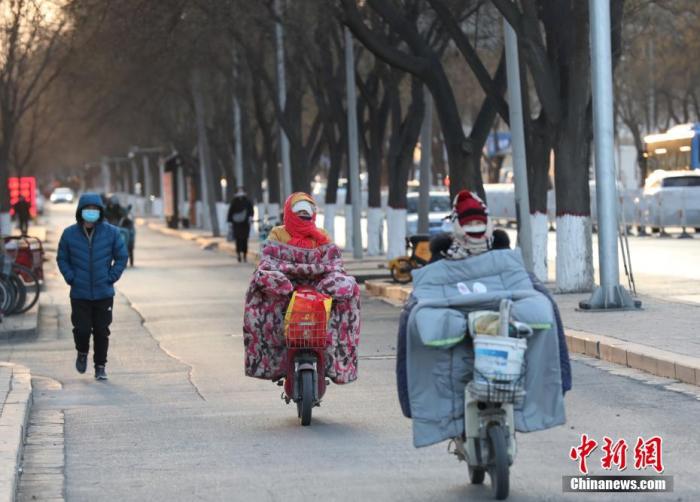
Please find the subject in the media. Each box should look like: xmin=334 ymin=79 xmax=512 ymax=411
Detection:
xmin=339 ymin=0 xmax=427 ymax=77
xmin=427 ymin=0 xmax=510 ymax=124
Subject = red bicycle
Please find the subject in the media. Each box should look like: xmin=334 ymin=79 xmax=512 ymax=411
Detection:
xmin=282 ymin=287 xmax=331 ymax=426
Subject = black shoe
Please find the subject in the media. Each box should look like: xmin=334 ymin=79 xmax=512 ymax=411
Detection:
xmin=94 ymin=365 xmax=108 ymax=381
xmin=76 ymin=353 xmax=88 ymax=374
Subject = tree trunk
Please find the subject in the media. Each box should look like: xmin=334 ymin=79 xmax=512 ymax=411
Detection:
xmin=423 ymin=59 xmax=483 ymax=199
xmin=386 ymin=76 xmax=424 ymax=259
xmin=323 ymin=129 xmax=344 ymax=240
xmin=191 ymin=69 xmax=221 ymax=237
xmin=0 ymin=145 xmax=10 ymax=212
xmin=387 ymin=77 xmax=424 ymax=209
xmin=0 ymin=143 xmax=10 ymax=235
xmin=554 ymin=110 xmax=594 ymax=292
xmin=524 ymin=114 xmax=553 ymax=281
xmin=431 ymin=124 xmax=446 ymax=186
xmin=525 ymin=115 xmax=552 ymax=214
xmin=285 ymin=89 xmax=308 ymax=193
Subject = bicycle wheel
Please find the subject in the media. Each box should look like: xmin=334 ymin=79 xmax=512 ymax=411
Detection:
xmin=8 ymin=264 xmax=40 ymax=315
xmin=390 ymin=258 xmax=413 ymax=284
xmin=8 ymin=274 xmax=27 ymax=314
xmin=0 ymin=277 xmax=14 ymax=315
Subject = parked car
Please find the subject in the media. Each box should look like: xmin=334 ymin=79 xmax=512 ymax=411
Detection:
xmin=50 ymin=187 xmax=75 ymax=204
xmin=642 ymin=170 xmax=700 ymax=231
xmin=406 ymin=191 xmax=452 ymax=236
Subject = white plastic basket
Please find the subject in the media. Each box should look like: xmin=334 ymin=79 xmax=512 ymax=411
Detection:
xmin=469 ymin=335 xmax=527 ymax=403
xmin=473 ymin=335 xmax=526 ymax=377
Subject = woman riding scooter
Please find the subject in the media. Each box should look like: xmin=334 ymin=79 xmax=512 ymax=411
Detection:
xmin=243 ymin=193 xmax=361 ymax=421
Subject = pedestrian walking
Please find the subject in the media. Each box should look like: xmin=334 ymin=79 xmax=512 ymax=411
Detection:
xmin=56 ymin=193 xmax=128 ymax=381
xmin=227 ymin=187 xmax=254 ymax=262
xmin=12 ymin=196 xmax=31 ymax=236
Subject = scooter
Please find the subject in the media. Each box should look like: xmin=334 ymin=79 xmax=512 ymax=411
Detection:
xmin=449 ymin=299 xmax=532 ymax=500
xmin=388 ymin=234 xmax=431 ymax=283
xmin=280 ymin=286 xmax=331 ymax=426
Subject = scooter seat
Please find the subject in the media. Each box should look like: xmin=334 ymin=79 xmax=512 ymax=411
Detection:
xmin=408 ymin=234 xmax=431 ymax=246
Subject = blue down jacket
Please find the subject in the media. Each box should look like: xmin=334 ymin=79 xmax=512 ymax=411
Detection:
xmin=57 ymin=193 xmax=128 ymax=300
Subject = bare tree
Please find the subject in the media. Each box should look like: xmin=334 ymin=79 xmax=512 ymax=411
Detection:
xmin=0 ymin=0 xmax=71 ymax=221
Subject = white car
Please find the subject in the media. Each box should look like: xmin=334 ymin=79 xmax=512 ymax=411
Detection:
xmin=406 ymin=191 xmax=453 ymax=236
xmin=642 ymin=170 xmax=700 ymax=229
xmin=50 ymin=187 xmax=75 ymax=204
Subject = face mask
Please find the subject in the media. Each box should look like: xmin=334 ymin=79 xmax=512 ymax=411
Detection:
xmin=82 ymin=209 xmax=100 ymax=223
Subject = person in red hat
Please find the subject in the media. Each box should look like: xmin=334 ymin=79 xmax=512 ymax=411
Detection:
xmin=443 ymin=190 xmax=492 ymax=259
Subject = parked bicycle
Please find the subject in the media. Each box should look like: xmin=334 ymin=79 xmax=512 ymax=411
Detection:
xmin=0 ymin=253 xmax=41 ymax=317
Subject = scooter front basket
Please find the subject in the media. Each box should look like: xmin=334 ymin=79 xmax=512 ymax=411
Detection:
xmin=467 ymin=368 xmax=526 ymax=404
xmin=284 ymin=311 xmax=330 ymax=349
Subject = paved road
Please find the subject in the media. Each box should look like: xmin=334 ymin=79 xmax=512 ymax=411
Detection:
xmin=1 ymin=204 xmax=699 ymax=501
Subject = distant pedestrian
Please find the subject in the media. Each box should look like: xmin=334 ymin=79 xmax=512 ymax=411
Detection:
xmin=12 ymin=196 xmax=31 ymax=236
xmin=56 ymin=193 xmax=128 ymax=381
xmin=227 ymin=187 xmax=254 ymax=262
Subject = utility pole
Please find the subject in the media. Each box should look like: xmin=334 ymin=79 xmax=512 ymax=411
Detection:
xmin=503 ymin=18 xmax=533 ymax=273
xmin=191 ymin=68 xmax=220 ymax=236
xmin=274 ymin=0 xmax=292 ymax=200
xmin=646 ymin=3 xmax=655 ymax=132
xmin=580 ymin=0 xmax=639 ymax=311
xmin=345 ymin=27 xmax=363 ymax=259
xmin=418 ymin=86 xmax=433 ymax=235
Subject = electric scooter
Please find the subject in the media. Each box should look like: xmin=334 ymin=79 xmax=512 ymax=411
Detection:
xmin=280 ymin=286 xmax=330 ymax=426
xmin=450 ymin=299 xmax=533 ymax=500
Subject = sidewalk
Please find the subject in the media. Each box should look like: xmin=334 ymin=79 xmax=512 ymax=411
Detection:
xmin=140 ymin=219 xmax=391 ymax=282
xmin=0 ymin=307 xmax=39 ymax=339
xmin=364 ymin=280 xmax=700 ymax=387
xmin=0 ymin=362 xmax=32 ymax=502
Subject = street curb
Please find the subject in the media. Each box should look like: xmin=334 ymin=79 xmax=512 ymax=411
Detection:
xmin=0 ymin=362 xmax=33 ymax=502
xmin=564 ymin=329 xmax=700 ymax=386
xmin=364 ymin=279 xmax=700 ymax=387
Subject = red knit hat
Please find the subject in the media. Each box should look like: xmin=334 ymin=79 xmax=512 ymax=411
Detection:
xmin=453 ymin=190 xmax=488 ymax=233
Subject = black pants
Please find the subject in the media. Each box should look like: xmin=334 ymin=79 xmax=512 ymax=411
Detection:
xmin=71 ymin=298 xmax=113 ymax=366
xmin=233 ymin=223 xmax=250 ymax=256
xmin=19 ymin=219 xmax=28 ymax=235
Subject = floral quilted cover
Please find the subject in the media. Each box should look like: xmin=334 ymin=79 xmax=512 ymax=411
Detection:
xmin=243 ymin=240 xmax=360 ymax=384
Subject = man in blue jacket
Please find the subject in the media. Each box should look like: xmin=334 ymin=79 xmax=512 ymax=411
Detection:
xmin=57 ymin=193 xmax=129 ymax=380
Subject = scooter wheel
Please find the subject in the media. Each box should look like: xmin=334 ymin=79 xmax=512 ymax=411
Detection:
xmin=299 ymin=369 xmax=313 ymax=426
xmin=390 ymin=258 xmax=413 ymax=284
xmin=468 ymin=465 xmax=485 ymax=485
xmin=487 ymin=424 xmax=509 ymax=500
